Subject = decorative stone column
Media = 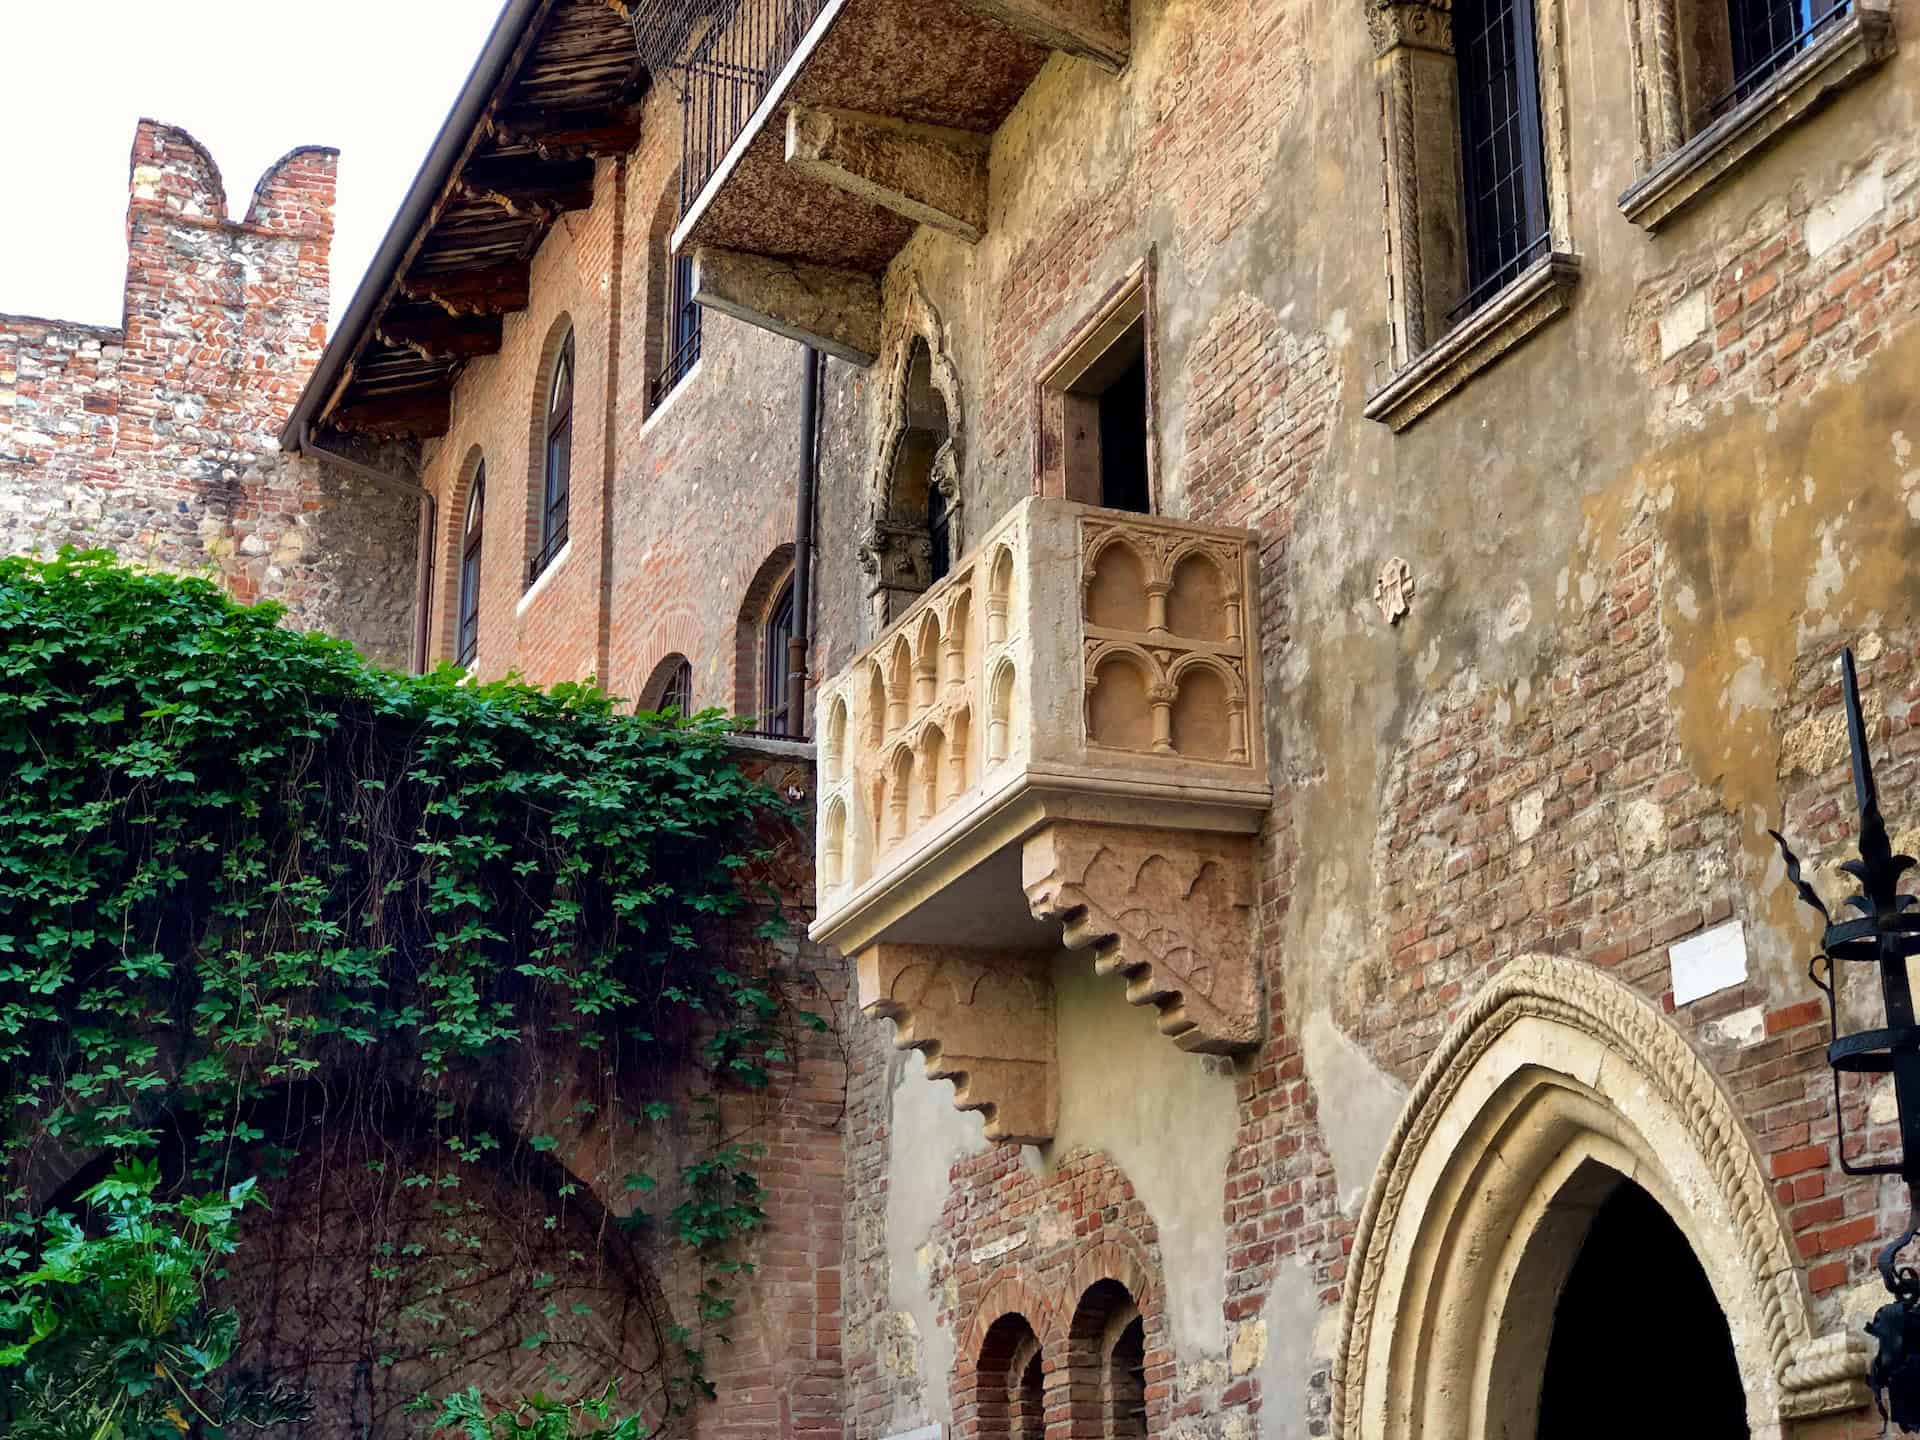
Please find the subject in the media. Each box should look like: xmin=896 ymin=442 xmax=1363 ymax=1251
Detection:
xmin=1371 ymin=0 xmax=1465 ymax=364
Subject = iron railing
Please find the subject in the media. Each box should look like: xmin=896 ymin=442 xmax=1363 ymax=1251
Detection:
xmin=528 ymin=517 xmax=569 ymax=585
xmin=679 ymin=0 xmax=829 ymax=213
xmin=1711 ymin=0 xmax=1852 ymax=119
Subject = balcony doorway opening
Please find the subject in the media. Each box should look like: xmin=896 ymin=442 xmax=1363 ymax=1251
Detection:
xmin=1536 ymin=1177 xmax=1747 ymax=1439
xmin=1038 ymin=263 xmax=1157 ymax=515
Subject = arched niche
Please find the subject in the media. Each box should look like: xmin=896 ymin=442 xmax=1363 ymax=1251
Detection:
xmin=1332 ymin=954 xmax=1869 ymax=1440
xmin=860 ymin=277 xmax=965 ymax=628
xmin=207 ymin=1083 xmax=674 ymax=1438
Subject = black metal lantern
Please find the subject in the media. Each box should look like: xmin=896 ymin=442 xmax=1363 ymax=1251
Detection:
xmin=1773 ymin=648 xmax=1920 ymax=1429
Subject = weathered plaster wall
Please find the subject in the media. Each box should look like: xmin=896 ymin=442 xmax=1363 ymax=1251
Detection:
xmin=833 ymin=0 xmax=1920 ymax=1436
xmin=0 ymin=120 xmax=416 ymax=665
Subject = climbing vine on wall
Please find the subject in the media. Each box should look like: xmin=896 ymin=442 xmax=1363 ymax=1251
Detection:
xmin=0 ymin=551 xmax=816 ymax=1424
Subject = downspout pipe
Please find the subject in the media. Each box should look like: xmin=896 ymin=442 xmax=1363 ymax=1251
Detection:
xmin=787 ymin=345 xmax=820 ymax=740
xmin=295 ymin=420 xmax=437 ymax=675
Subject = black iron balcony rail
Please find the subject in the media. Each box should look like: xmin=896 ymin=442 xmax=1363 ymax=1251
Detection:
xmin=679 ymin=0 xmax=828 ymax=213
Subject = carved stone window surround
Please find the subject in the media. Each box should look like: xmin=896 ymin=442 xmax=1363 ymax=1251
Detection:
xmin=1363 ymin=252 xmax=1580 ymax=432
xmin=1366 ymin=0 xmax=1580 ymax=431
xmin=1618 ymin=5 xmax=1896 ymax=231
xmin=861 ymin=276 xmax=966 ymax=629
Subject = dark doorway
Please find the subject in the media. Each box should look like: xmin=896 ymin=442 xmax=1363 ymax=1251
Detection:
xmin=1537 ymin=1180 xmax=1747 ymax=1438
xmin=1097 ymin=341 xmax=1151 ymax=515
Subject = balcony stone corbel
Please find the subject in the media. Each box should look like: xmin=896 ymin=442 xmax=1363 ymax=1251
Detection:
xmin=857 ymin=943 xmax=1058 ymax=1144
xmin=949 ymin=0 xmax=1131 ymax=72
xmin=1023 ymin=821 xmax=1260 ymax=1054
xmin=786 ymin=106 xmax=991 ymax=245
xmin=691 ymin=246 xmax=882 ymax=366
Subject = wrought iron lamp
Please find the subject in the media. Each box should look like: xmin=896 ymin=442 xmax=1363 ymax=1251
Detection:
xmin=1774 ymin=648 xmax=1920 ymax=1429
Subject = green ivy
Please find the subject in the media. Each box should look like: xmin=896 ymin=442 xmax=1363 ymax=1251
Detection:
xmin=0 ymin=551 xmax=811 ymax=1411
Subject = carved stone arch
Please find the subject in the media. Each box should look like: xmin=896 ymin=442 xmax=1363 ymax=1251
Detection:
xmin=861 ymin=276 xmax=966 ymax=626
xmin=1332 ymin=954 xmax=1868 ymax=1440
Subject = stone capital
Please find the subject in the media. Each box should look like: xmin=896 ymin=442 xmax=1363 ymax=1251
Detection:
xmin=1370 ymin=0 xmax=1453 ymax=56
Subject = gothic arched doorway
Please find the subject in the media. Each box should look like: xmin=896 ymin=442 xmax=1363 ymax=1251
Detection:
xmin=1537 ymin=1173 xmax=1746 ymax=1438
xmin=1332 ymin=954 xmax=1869 ymax=1440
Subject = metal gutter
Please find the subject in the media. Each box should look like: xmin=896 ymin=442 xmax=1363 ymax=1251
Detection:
xmin=278 ymin=0 xmax=546 ymax=451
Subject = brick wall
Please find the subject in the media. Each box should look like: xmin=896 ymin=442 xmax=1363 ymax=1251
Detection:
xmin=0 ymin=119 xmax=416 ymax=664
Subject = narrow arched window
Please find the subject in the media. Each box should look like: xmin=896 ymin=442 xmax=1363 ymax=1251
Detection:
xmin=763 ymin=576 xmax=797 ymax=737
xmin=457 ymin=466 xmax=485 ymax=667
xmin=534 ymin=331 xmax=574 ymax=581
xmin=643 ymin=653 xmax=695 ymax=717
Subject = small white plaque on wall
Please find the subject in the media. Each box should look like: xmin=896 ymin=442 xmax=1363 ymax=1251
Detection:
xmin=886 ymin=1425 xmax=943 ymax=1440
xmin=1670 ymin=919 xmax=1749 ymax=1007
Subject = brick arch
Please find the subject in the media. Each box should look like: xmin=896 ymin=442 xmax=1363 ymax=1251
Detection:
xmin=626 ymin=603 xmax=704 ymax=707
xmin=954 ymin=1270 xmax=1062 ymax=1440
xmin=734 ymin=542 xmax=796 ymax=722
xmin=1060 ymin=1235 xmax=1167 ymax=1440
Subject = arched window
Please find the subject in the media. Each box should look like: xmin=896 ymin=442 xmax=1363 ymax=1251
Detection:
xmin=641 ymin=653 xmax=694 ymax=717
xmin=456 ymin=465 xmax=485 ymax=667
xmin=762 ymin=575 xmax=797 ymax=737
xmin=534 ymin=330 xmax=573 ymax=581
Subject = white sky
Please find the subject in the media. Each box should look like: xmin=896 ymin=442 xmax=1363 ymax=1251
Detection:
xmin=0 ymin=1 xmax=506 ymax=334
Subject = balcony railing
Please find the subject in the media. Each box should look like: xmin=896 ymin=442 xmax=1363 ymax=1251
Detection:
xmin=811 ymin=497 xmax=1270 ymax=954
xmin=679 ymin=0 xmax=827 ymax=214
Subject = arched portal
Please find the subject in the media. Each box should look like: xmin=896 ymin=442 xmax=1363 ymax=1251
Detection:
xmin=1536 ymin=1172 xmax=1746 ymax=1438
xmin=1332 ymin=954 xmax=1868 ymax=1440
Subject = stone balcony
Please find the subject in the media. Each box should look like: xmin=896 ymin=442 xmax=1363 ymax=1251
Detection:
xmin=810 ymin=497 xmax=1271 ymax=1143
xmin=672 ymin=0 xmax=1131 ymax=364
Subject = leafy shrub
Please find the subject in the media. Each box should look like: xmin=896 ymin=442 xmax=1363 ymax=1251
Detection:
xmin=0 ymin=1159 xmax=309 ymax=1438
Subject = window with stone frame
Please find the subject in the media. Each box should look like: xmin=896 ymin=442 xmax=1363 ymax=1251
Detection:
xmin=1038 ymin=261 xmax=1158 ymax=514
xmin=1619 ymin=0 xmax=1893 ymax=230
xmin=1362 ymin=0 xmax=1579 ymax=432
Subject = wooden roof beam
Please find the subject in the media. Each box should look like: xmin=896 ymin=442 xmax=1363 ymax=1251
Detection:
xmin=375 ymin=303 xmax=505 ymax=362
xmin=494 ymin=103 xmax=644 ymax=158
xmin=331 ymin=388 xmax=453 ymax=440
xmin=399 ymin=261 xmax=533 ymax=317
xmin=456 ymin=153 xmax=598 ymax=216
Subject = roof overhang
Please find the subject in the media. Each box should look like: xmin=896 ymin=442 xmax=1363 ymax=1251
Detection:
xmin=283 ymin=0 xmax=649 ymax=449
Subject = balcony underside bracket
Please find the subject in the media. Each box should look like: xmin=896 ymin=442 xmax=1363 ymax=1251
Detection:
xmin=1024 ymin=821 xmax=1261 ymax=1054
xmin=950 ymin=0 xmax=1130 ymax=72
xmin=787 ymin=105 xmax=990 ymax=245
xmin=858 ymin=942 xmax=1059 ymax=1144
xmin=692 ymin=245 xmax=883 ymax=366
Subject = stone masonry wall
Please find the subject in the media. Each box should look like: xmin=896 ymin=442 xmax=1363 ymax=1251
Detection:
xmin=0 ymin=120 xmax=416 ymax=664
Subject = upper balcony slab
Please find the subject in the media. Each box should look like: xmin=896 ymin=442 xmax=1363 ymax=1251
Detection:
xmin=672 ymin=0 xmax=1126 ymax=357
